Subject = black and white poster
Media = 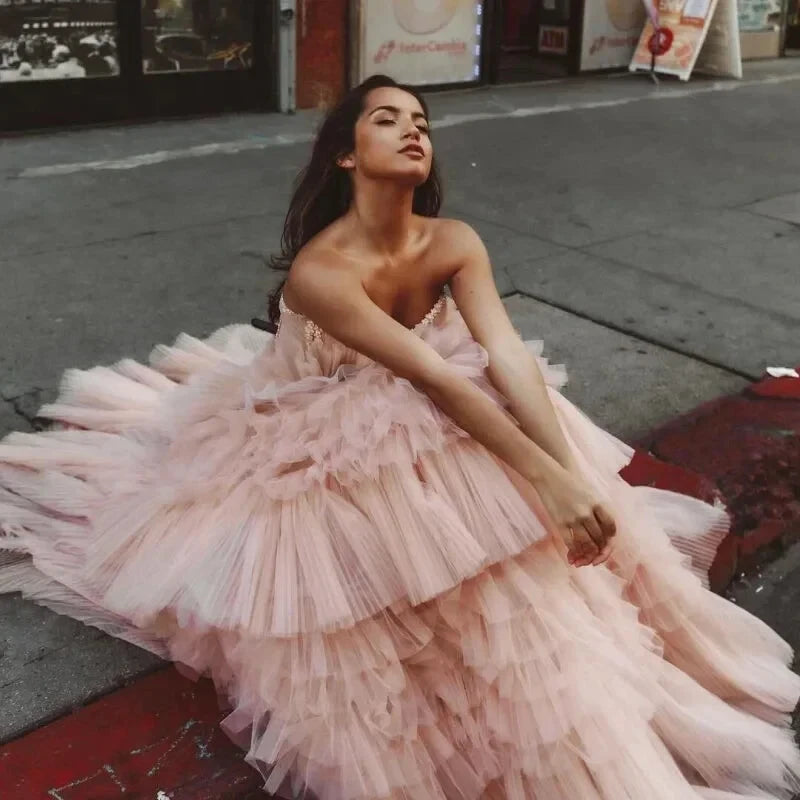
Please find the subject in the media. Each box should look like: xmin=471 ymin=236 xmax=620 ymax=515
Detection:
xmin=142 ymin=0 xmax=253 ymax=74
xmin=0 ymin=0 xmax=119 ymax=83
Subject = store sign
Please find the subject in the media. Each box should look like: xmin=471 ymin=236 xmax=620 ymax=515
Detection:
xmin=538 ymin=25 xmax=568 ymax=54
xmin=0 ymin=0 xmax=119 ymax=83
xmin=580 ymin=0 xmax=645 ymax=69
xmin=359 ymin=0 xmax=483 ymax=86
xmin=629 ymin=0 xmax=741 ymax=79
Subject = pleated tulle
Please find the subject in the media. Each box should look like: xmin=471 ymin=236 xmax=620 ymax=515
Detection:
xmin=1 ymin=296 xmax=799 ymax=799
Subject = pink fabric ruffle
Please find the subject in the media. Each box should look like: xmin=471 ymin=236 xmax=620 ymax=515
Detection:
xmin=1 ymin=297 xmax=799 ymax=799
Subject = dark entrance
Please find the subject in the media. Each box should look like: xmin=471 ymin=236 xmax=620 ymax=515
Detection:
xmin=1 ymin=1 xmax=277 ymax=133
xmin=786 ymin=0 xmax=800 ymax=50
xmin=483 ymin=0 xmax=581 ymax=83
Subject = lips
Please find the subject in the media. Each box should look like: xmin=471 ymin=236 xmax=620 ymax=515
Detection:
xmin=399 ymin=144 xmax=425 ymax=158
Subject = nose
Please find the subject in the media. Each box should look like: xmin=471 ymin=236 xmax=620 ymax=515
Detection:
xmin=402 ymin=119 xmax=421 ymax=140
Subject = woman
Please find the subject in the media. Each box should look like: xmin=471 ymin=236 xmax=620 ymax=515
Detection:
xmin=1 ymin=75 xmax=799 ymax=800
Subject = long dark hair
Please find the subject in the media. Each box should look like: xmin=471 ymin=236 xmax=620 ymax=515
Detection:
xmin=263 ymin=74 xmax=443 ymax=330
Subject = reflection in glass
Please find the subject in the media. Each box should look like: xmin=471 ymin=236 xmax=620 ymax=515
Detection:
xmin=142 ymin=0 xmax=253 ymax=74
xmin=0 ymin=0 xmax=119 ymax=83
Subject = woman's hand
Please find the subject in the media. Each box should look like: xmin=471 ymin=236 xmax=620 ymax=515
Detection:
xmin=536 ymin=463 xmax=617 ymax=567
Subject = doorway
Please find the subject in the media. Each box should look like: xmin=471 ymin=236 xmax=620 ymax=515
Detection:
xmin=786 ymin=0 xmax=800 ymax=51
xmin=485 ymin=0 xmax=578 ymax=83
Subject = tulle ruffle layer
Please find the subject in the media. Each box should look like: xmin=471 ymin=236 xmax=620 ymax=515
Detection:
xmin=1 ymin=300 xmax=799 ymax=799
xmin=0 ymin=305 xmax=571 ymax=637
xmin=161 ymin=534 xmax=800 ymax=800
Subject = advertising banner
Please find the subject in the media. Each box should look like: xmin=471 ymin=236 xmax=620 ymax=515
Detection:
xmin=359 ymin=0 xmax=483 ymax=86
xmin=629 ymin=0 xmax=741 ymax=79
xmin=580 ymin=0 xmax=645 ymax=70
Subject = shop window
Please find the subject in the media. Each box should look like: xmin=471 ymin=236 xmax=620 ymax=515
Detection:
xmin=0 ymin=0 xmax=119 ymax=83
xmin=737 ymin=0 xmax=781 ymax=31
xmin=141 ymin=0 xmax=254 ymax=74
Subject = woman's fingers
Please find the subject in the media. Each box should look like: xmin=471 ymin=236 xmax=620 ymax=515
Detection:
xmin=557 ymin=497 xmax=618 ymax=570
xmin=582 ymin=514 xmax=607 ymax=552
xmin=593 ymin=503 xmax=617 ymax=541
xmin=569 ymin=525 xmax=598 ymax=565
xmin=566 ymin=518 xmax=615 ymax=568
xmin=590 ymin=540 xmax=613 ymax=566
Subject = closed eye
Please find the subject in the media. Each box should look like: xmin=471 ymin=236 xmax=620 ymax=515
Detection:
xmin=375 ymin=119 xmax=429 ymax=134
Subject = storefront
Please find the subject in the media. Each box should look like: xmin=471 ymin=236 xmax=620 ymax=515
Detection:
xmin=578 ymin=0 xmax=795 ymax=74
xmin=737 ymin=0 xmax=782 ymax=59
xmin=350 ymin=0 xmax=583 ymax=89
xmin=1 ymin=0 xmax=279 ymax=132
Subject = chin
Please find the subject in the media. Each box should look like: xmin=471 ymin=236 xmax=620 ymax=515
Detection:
xmin=361 ymin=160 xmax=431 ymax=186
xmin=391 ymin=164 xmax=431 ymax=187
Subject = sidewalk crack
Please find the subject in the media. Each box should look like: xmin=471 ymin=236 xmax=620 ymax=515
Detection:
xmin=1 ymin=389 xmax=46 ymax=431
xmin=509 ymin=290 xmax=757 ymax=382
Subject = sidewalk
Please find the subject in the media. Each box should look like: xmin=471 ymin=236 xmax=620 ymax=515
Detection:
xmin=1 ymin=60 xmax=800 ymax=796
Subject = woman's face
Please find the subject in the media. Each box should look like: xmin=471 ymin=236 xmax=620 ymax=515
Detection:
xmin=341 ymin=86 xmax=432 ymax=186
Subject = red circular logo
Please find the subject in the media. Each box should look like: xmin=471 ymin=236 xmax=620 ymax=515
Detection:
xmin=647 ymin=27 xmax=674 ymax=56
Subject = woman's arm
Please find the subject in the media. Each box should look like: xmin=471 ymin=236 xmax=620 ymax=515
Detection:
xmin=286 ymin=248 xmax=615 ymax=566
xmin=446 ymin=221 xmax=580 ymax=475
xmin=285 ymin=255 xmax=559 ymax=491
xmin=444 ymin=220 xmax=617 ymax=565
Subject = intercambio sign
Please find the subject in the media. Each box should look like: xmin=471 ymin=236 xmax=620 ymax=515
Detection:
xmin=360 ymin=0 xmax=483 ymax=86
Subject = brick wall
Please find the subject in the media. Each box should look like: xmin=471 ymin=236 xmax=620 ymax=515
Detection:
xmin=296 ymin=0 xmax=349 ymax=109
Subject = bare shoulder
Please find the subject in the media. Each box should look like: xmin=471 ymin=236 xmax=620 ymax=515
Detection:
xmin=429 ymin=217 xmax=480 ymax=245
xmin=435 ymin=219 xmax=520 ymax=352
xmin=428 ymin=217 xmax=487 ymax=263
xmin=282 ymin=236 xmax=356 ymax=313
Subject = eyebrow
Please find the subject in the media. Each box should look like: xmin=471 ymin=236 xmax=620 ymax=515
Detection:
xmin=368 ymin=105 xmax=428 ymax=121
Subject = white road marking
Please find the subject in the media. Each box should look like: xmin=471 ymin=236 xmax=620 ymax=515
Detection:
xmin=19 ymin=72 xmax=800 ymax=179
xmin=20 ymin=132 xmax=314 ymax=177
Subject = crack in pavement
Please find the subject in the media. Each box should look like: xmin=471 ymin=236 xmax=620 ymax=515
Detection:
xmin=1 ymin=390 xmax=45 ymax=431
xmin=505 ymin=289 xmax=757 ymax=382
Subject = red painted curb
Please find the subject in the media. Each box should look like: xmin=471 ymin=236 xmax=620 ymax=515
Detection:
xmin=633 ymin=369 xmax=800 ymax=587
xmin=0 ymin=667 xmax=263 ymax=799
xmin=619 ymin=450 xmax=736 ymax=592
xmin=748 ymin=363 xmax=800 ymax=399
xmin=748 ymin=375 xmax=800 ymax=399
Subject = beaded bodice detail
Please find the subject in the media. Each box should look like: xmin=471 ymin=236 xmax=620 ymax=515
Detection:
xmin=277 ymin=292 xmax=448 ymax=347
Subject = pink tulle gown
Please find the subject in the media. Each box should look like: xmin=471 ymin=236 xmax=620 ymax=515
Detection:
xmin=1 ymin=290 xmax=799 ymax=800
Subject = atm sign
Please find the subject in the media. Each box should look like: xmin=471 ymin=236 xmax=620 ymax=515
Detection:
xmin=539 ymin=25 xmax=569 ymax=55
